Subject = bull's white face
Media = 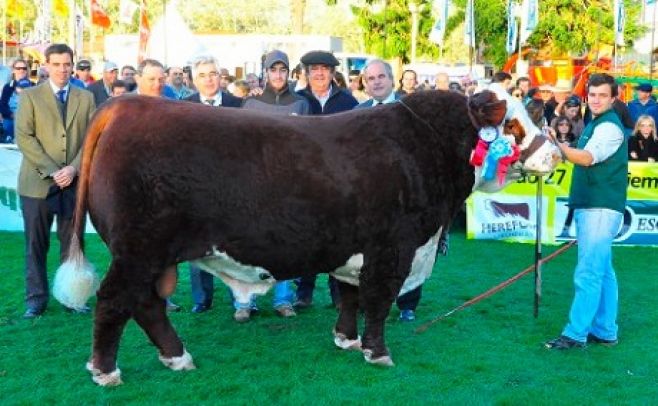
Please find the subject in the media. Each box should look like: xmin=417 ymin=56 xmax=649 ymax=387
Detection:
xmin=472 ymin=96 xmax=561 ymax=193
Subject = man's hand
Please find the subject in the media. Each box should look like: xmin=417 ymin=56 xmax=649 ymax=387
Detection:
xmin=52 ymin=165 xmax=77 ymax=188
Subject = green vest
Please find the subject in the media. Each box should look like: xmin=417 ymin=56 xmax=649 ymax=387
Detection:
xmin=569 ymin=109 xmax=628 ymax=213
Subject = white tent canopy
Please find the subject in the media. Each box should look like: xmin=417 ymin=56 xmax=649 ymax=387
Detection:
xmin=146 ymin=1 xmax=208 ymax=67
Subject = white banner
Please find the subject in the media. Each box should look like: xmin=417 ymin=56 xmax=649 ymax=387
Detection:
xmin=429 ymin=0 xmax=450 ymax=46
xmin=464 ymin=0 xmax=475 ymax=48
xmin=119 ymin=0 xmax=139 ymax=25
xmin=506 ymin=0 xmax=518 ymax=54
xmin=0 ymin=146 xmax=96 ymax=233
xmin=519 ymin=0 xmax=538 ymax=44
xmin=614 ymin=0 xmax=625 ymax=46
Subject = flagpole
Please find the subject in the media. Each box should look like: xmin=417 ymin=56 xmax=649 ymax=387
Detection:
xmin=68 ymin=0 xmax=75 ymax=54
xmin=649 ymin=1 xmax=658 ymax=80
xmin=2 ymin=0 xmax=7 ymax=66
xmin=163 ymin=0 xmax=167 ymax=66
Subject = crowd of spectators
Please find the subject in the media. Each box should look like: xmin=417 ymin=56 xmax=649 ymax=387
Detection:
xmin=3 ymin=45 xmax=656 ymax=322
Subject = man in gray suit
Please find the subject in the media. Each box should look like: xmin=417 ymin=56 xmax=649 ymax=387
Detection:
xmin=15 ymin=43 xmax=96 ymax=318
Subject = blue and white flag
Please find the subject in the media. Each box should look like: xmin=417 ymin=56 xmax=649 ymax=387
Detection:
xmin=429 ymin=0 xmax=450 ymax=46
xmin=506 ymin=0 xmax=518 ymax=54
xmin=519 ymin=0 xmax=538 ymax=44
xmin=614 ymin=0 xmax=625 ymax=46
xmin=464 ymin=0 xmax=475 ymax=48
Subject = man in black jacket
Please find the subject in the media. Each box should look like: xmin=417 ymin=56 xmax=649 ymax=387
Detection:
xmin=184 ymin=56 xmax=241 ymax=315
xmin=294 ymin=51 xmax=357 ymax=309
xmin=296 ymin=50 xmax=357 ymax=115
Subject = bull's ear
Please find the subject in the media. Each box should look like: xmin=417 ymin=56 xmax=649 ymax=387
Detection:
xmin=468 ymin=91 xmax=507 ymax=128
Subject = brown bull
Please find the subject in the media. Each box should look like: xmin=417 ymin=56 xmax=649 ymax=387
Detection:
xmin=53 ymin=90 xmax=555 ymax=385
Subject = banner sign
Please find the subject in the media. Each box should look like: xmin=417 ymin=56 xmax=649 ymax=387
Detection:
xmin=467 ymin=162 xmax=658 ymax=245
xmin=0 ymin=146 xmax=95 ymax=233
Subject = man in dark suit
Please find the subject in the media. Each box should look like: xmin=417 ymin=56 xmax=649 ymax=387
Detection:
xmin=183 ymin=56 xmax=241 ymax=314
xmin=354 ymin=59 xmax=434 ymax=322
xmin=87 ymin=61 xmax=118 ymax=106
xmin=15 ymin=43 xmax=96 ymax=318
xmin=354 ymin=59 xmax=400 ymax=110
xmin=184 ymin=56 xmax=241 ymax=108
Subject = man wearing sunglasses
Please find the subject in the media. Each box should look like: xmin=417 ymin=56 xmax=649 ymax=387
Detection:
xmin=0 ymin=59 xmax=34 ymax=143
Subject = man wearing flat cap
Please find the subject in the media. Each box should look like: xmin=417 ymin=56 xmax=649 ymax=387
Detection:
xmin=294 ymin=50 xmax=357 ymax=309
xmin=627 ymin=82 xmax=656 ymax=125
xmin=87 ymin=61 xmax=119 ymax=106
xmin=296 ymin=50 xmax=357 ymax=115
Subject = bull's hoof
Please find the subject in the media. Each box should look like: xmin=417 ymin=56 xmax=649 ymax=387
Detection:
xmin=363 ymin=349 xmax=395 ymax=367
xmin=159 ymin=348 xmax=196 ymax=371
xmin=333 ymin=330 xmax=362 ymax=351
xmin=86 ymin=361 xmax=123 ymax=386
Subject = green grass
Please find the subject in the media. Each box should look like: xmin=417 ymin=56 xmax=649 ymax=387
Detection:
xmin=0 ymin=228 xmax=656 ymax=405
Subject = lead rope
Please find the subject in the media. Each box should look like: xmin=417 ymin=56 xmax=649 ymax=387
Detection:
xmin=397 ymin=98 xmax=444 ymax=138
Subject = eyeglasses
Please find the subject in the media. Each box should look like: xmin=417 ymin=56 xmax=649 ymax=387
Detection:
xmin=172 ymin=72 xmax=184 ymax=76
xmin=14 ymin=66 xmax=27 ymax=71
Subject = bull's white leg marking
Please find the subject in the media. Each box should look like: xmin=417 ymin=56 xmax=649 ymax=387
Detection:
xmin=86 ymin=361 xmax=123 ymax=386
xmin=159 ymin=348 xmax=196 ymax=371
xmin=333 ymin=329 xmax=362 ymax=351
xmin=363 ymin=350 xmax=395 ymax=367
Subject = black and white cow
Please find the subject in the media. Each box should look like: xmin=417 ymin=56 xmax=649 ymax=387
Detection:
xmin=53 ymin=90 xmax=559 ymax=385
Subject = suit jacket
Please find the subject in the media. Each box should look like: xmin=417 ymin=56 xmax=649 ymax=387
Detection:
xmin=15 ymin=82 xmax=96 ymax=198
xmin=185 ymin=91 xmax=242 ymax=107
xmin=87 ymin=79 xmax=111 ymax=106
xmin=354 ymin=92 xmax=400 ymax=110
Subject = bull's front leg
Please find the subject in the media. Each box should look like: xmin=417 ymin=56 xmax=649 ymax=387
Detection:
xmin=359 ymin=246 xmax=414 ymax=367
xmin=333 ymin=281 xmax=361 ymax=350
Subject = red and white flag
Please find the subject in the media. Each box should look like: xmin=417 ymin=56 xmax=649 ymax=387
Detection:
xmin=138 ymin=0 xmax=150 ymax=63
xmin=91 ymin=0 xmax=111 ymax=29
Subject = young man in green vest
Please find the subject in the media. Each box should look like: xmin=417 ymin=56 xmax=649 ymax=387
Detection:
xmin=545 ymin=73 xmax=628 ymax=349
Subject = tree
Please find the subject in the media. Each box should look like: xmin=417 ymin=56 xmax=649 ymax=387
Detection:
xmin=448 ymin=0 xmax=645 ymax=67
xmin=336 ymin=0 xmax=645 ymax=67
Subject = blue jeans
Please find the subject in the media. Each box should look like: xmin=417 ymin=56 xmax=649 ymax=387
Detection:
xmin=562 ymin=208 xmax=622 ymax=342
xmin=233 ymin=280 xmax=294 ymax=310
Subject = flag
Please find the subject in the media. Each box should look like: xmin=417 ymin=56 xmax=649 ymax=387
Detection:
xmin=138 ymin=0 xmax=150 ymax=63
xmin=614 ymin=0 xmax=625 ymax=46
xmin=505 ymin=0 xmax=518 ymax=54
xmin=464 ymin=0 xmax=475 ymax=48
xmin=75 ymin=6 xmax=85 ymax=56
xmin=91 ymin=0 xmax=111 ymax=29
xmin=429 ymin=0 xmax=450 ymax=46
xmin=119 ymin=0 xmax=139 ymax=25
xmin=519 ymin=0 xmax=538 ymax=44
xmin=7 ymin=0 xmax=28 ymax=19
xmin=53 ymin=0 xmax=69 ymax=17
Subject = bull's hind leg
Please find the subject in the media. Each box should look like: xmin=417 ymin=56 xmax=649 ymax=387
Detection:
xmin=333 ymin=281 xmax=361 ymax=350
xmin=360 ymin=246 xmax=414 ymax=367
xmin=132 ymin=285 xmax=195 ymax=371
xmin=87 ymin=260 xmax=133 ymax=386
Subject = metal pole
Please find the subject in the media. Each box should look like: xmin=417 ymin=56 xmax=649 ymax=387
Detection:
xmin=410 ymin=2 xmax=418 ymax=65
xmin=2 ymin=0 xmax=7 ymax=66
xmin=651 ymin=0 xmax=657 ymax=79
xmin=163 ymin=0 xmax=167 ymax=66
xmin=534 ymin=176 xmax=543 ymax=318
